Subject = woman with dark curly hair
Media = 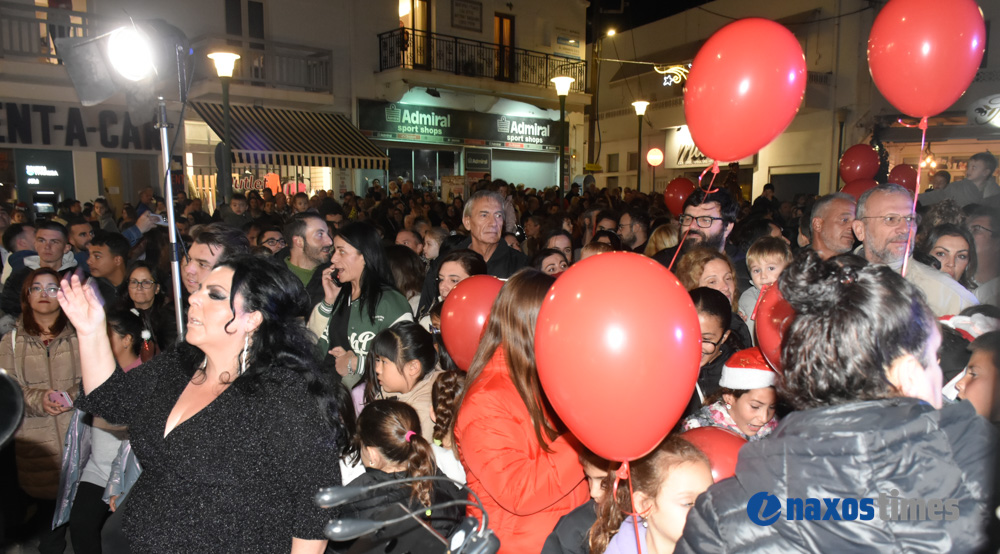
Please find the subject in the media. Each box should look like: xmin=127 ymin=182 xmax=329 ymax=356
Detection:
xmin=916 ymin=223 xmax=978 ymax=291
xmin=59 ymin=256 xmax=346 ymax=553
xmin=677 ymin=250 xmax=997 ymax=553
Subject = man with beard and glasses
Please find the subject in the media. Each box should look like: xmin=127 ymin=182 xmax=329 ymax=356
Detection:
xmin=809 ymin=192 xmax=857 ymax=260
xmin=853 ymin=183 xmax=977 ymax=316
xmin=653 ymin=188 xmax=738 ymax=270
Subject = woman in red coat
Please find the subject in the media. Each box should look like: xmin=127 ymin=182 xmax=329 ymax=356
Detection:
xmin=453 ymin=268 xmax=588 ymax=554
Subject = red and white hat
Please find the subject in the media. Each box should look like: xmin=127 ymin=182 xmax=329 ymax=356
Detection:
xmin=720 ymin=347 xmax=777 ymax=390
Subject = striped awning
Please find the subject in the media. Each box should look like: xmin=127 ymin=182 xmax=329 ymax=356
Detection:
xmin=190 ymin=102 xmax=388 ymax=170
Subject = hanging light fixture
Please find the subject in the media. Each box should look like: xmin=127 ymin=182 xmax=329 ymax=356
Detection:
xmin=920 ymin=143 xmax=937 ymax=168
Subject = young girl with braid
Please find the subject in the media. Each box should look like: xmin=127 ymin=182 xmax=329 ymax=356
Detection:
xmin=339 ymin=400 xmax=464 ymax=537
xmin=429 ymin=370 xmax=466 ymax=483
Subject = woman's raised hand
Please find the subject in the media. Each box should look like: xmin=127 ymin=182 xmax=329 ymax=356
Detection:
xmin=57 ymin=272 xmax=106 ymax=337
xmin=321 ymin=265 xmax=342 ymax=305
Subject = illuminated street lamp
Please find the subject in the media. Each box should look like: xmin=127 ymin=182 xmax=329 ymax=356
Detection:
xmin=632 ymin=100 xmax=649 ymax=192
xmin=647 ymin=147 xmax=664 ymax=191
xmin=551 ymin=76 xmax=575 ymax=197
xmin=208 ymin=51 xmax=241 ymax=203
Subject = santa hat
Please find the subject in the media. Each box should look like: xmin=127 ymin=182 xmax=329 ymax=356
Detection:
xmin=719 ymin=347 xmax=777 ymax=390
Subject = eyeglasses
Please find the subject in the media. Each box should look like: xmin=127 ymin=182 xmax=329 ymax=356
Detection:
xmin=969 ymin=224 xmax=996 ymax=237
xmin=29 ymin=285 xmax=60 ymax=297
xmin=262 ymin=237 xmax=286 ymax=247
xmin=859 ymin=214 xmax=915 ymax=227
xmin=679 ymin=214 xmax=725 ymax=228
xmin=702 ymin=336 xmax=725 ymax=355
xmin=128 ymin=279 xmax=157 ymax=289
xmin=617 ymin=221 xmax=635 ymax=230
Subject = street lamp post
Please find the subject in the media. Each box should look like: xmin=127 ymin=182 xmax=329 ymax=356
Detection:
xmin=551 ymin=76 xmax=575 ymax=200
xmin=632 ymin=101 xmax=648 ymax=193
xmin=208 ymin=51 xmax=240 ymax=205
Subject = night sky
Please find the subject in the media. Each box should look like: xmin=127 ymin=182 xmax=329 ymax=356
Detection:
xmin=586 ymin=0 xmax=713 ymax=42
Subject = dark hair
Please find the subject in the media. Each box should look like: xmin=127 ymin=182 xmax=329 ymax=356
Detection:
xmin=969 ymin=331 xmax=1000 ymax=383
xmin=293 ymin=192 xmax=309 ymax=202
xmin=384 ymin=244 xmax=425 ymax=299
xmin=357 ymin=400 xmax=436 ymax=507
xmin=230 ymin=193 xmax=247 ymax=204
xmin=531 ymin=248 xmax=568 ymax=272
xmin=591 ymin=230 xmax=623 ymax=250
xmin=106 ymin=307 xmax=144 ymax=357
xmin=210 ymin=255 xmax=348 ymax=449
xmin=969 ymin=151 xmax=998 ymax=175
xmin=3 ymin=223 xmax=33 ymax=252
xmin=21 ymin=268 xmax=68 ymax=337
xmin=938 ymin=326 xmax=972 ymax=384
xmin=191 ymin=222 xmax=251 ymax=264
xmin=543 ymin=228 xmax=574 ymax=250
xmin=964 ymin=204 xmax=1000 ymax=232
xmin=683 ymin=188 xmax=739 ymax=223
xmin=35 ymin=220 xmax=68 ymax=240
xmin=689 ymin=287 xmax=732 ymax=328
xmin=283 ymin=212 xmax=325 ymax=243
xmin=431 ymin=370 xmax=465 ymax=450
xmin=366 ymin=321 xmax=437 ymax=402
xmin=64 ymin=215 xmax=91 ymax=230
xmin=333 ymin=222 xmax=396 ymax=324
xmin=437 ymin=248 xmax=487 ymax=278
xmin=622 ymin=207 xmax=650 ymax=232
xmin=763 ymin=183 xmax=775 ymax=193
xmin=778 ymin=250 xmax=936 ymax=410
xmin=460 ymin=269 xmax=558 ymax=451
xmin=90 ymin=230 xmax=130 ymax=261
xmin=589 ymin=436 xmax=708 ymax=554
xmin=917 ymin=223 xmax=978 ymax=290
xmin=594 ymin=210 xmax=617 ymax=227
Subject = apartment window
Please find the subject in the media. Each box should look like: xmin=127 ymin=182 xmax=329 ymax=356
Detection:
xmin=606 ymin=153 xmax=619 ymax=173
xmin=627 ymin=152 xmax=639 ymax=171
xmin=606 ymin=176 xmax=619 ymax=189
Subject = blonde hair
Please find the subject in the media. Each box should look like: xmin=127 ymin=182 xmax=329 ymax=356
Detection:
xmin=675 ymin=247 xmax=739 ymax=311
xmin=581 ymin=241 xmax=614 ymax=260
xmin=745 ymin=236 xmax=792 ymax=269
xmin=644 ymin=222 xmax=680 ymax=256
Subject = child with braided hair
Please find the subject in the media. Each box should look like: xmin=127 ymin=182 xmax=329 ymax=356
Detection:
xmin=429 ymin=369 xmax=466 ymax=483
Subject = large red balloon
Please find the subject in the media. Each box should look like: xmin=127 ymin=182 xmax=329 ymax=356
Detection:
xmin=755 ymin=283 xmax=796 ymax=373
xmin=681 ymin=427 xmax=747 ymax=482
xmin=888 ymin=164 xmax=918 ymax=194
xmin=535 ymin=253 xmax=701 ymax=461
xmin=684 ymin=18 xmax=806 ymax=162
xmin=839 ymin=144 xmax=880 ymax=183
xmin=440 ymin=275 xmax=503 ymax=371
xmin=841 ymin=178 xmax=878 ymax=201
xmin=664 ymin=177 xmax=696 ymax=216
xmin=868 ymin=0 xmax=986 ymax=118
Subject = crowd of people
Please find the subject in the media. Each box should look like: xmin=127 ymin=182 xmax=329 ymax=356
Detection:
xmin=0 ymin=153 xmax=998 ymax=554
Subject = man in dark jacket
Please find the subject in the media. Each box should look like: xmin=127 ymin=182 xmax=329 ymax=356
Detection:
xmin=416 ymin=190 xmax=527 ymax=315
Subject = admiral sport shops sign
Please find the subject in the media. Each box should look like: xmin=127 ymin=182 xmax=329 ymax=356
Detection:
xmin=357 ymin=99 xmax=561 ymax=153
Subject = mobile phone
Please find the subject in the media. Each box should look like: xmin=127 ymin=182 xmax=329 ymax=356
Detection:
xmin=328 ymin=268 xmax=343 ymax=286
xmin=48 ymin=390 xmax=73 ymax=409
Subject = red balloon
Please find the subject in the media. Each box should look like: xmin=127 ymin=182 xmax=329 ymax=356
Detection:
xmin=755 ymin=283 xmax=795 ymax=373
xmin=839 ymin=144 xmax=880 ymax=182
xmin=440 ymin=275 xmax=503 ymax=371
xmin=664 ymin=177 xmax=696 ymax=216
xmin=868 ymin=0 xmax=986 ymax=118
xmin=684 ymin=18 xmax=806 ymax=162
xmin=535 ymin=253 xmax=701 ymax=461
xmin=840 ymin=178 xmax=878 ymax=201
xmin=888 ymin=164 xmax=919 ymax=194
xmin=681 ymin=427 xmax=747 ymax=482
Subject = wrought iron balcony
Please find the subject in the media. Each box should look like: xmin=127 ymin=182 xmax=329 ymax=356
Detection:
xmin=378 ymin=27 xmax=586 ymax=93
xmin=0 ymin=0 xmax=108 ymax=62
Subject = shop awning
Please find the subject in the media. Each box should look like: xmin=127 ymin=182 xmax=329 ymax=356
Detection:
xmin=190 ymin=102 xmax=388 ymax=170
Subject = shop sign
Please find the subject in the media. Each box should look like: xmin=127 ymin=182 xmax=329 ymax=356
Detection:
xmin=358 ymin=99 xmax=561 ymax=153
xmin=465 ymin=149 xmax=491 ymax=172
xmin=234 ymin=175 xmax=266 ymax=191
xmin=663 ymin=126 xmax=754 ymax=169
xmin=968 ymin=94 xmax=1000 ymax=128
xmin=0 ymin=101 xmax=160 ymax=151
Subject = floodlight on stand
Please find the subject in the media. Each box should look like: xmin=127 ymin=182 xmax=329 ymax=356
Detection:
xmin=107 ymin=27 xmax=156 ymax=81
xmin=208 ymin=52 xmax=240 ymax=78
xmin=551 ymin=76 xmax=575 ymax=97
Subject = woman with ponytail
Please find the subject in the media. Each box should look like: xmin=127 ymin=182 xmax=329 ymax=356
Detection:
xmin=677 ymin=250 xmax=997 ymax=553
xmin=341 ymin=399 xmax=464 ymax=537
xmin=429 ymin=370 xmax=466 ymax=483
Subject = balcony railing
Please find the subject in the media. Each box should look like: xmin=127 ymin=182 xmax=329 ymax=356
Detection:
xmin=0 ymin=1 xmax=109 ymax=62
xmin=190 ymin=35 xmax=334 ymax=94
xmin=378 ymin=28 xmax=586 ymax=93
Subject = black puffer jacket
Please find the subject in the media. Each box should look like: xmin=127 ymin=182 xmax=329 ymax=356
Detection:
xmin=677 ymin=398 xmax=997 ymax=553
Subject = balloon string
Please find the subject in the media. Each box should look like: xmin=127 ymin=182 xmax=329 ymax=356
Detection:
xmin=667 ymin=226 xmax=692 ymax=272
xmin=624 ymin=463 xmax=644 ymax=554
xmin=750 ymin=283 xmax=770 ymax=321
xmin=900 ymin=116 xmax=927 ymax=278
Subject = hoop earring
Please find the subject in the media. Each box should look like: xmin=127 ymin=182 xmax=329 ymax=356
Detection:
xmin=241 ymin=334 xmax=249 ymax=375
